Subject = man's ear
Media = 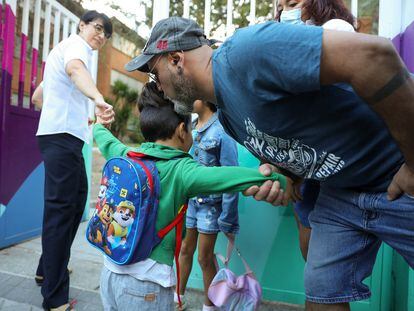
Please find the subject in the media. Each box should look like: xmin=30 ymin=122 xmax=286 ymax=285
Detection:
xmin=168 ymin=51 xmax=184 ymax=67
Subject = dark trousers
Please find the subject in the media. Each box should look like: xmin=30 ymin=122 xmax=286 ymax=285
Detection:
xmin=36 ymin=134 xmax=88 ymax=309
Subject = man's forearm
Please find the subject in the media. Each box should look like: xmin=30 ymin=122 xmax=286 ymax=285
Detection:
xmin=355 ymin=40 xmax=414 ymax=168
xmin=370 ymin=73 xmax=414 ymax=170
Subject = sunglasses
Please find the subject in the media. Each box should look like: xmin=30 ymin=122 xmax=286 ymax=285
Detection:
xmin=148 ymin=55 xmax=163 ymax=84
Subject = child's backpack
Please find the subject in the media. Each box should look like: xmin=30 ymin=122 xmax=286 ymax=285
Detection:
xmin=86 ymin=150 xmax=187 ymax=266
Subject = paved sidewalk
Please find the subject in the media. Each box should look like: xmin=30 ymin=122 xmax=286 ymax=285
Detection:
xmin=0 ymin=147 xmax=303 ymax=311
xmin=0 ymin=221 xmax=303 ymax=310
xmin=0 ymin=222 xmax=106 ymax=311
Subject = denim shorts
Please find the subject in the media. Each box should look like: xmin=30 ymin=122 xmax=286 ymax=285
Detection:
xmin=186 ymin=198 xmax=222 ymax=234
xmin=100 ymin=266 xmax=174 ymax=311
xmin=305 ymin=186 xmax=414 ymax=304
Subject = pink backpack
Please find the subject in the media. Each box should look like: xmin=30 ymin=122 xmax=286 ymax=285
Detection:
xmin=208 ymin=235 xmax=262 ymax=310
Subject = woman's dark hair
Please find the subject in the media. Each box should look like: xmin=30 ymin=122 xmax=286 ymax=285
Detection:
xmin=78 ymin=10 xmax=113 ymax=38
xmin=275 ymin=0 xmax=355 ymax=30
xmin=301 ymin=0 xmax=355 ymax=28
xmin=205 ymin=101 xmax=217 ymax=112
xmin=137 ymin=82 xmax=191 ymax=142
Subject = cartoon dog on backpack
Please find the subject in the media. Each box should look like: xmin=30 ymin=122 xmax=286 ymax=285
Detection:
xmin=107 ymin=200 xmax=135 ymax=246
xmin=88 ymin=203 xmax=115 ymax=255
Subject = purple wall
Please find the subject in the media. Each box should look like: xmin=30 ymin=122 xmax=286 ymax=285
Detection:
xmin=393 ymin=21 xmax=414 ymax=71
xmin=0 ymin=4 xmax=43 ymax=247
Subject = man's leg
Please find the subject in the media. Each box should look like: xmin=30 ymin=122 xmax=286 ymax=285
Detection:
xmin=197 ymin=233 xmax=218 ymax=307
xmin=298 ymin=223 xmax=312 ymax=261
xmin=294 ymin=180 xmax=320 ymax=261
xmin=38 ymin=134 xmax=85 ymax=309
xmin=294 ymin=211 xmax=312 ymax=261
xmin=305 ymin=301 xmax=349 ymax=311
xmin=179 ymin=228 xmax=199 ymax=295
xmin=305 ymin=187 xmax=382 ymax=309
xmin=364 ymin=192 xmax=414 ymax=267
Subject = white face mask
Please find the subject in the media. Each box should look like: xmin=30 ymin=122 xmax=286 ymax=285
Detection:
xmin=280 ymin=8 xmax=304 ymax=25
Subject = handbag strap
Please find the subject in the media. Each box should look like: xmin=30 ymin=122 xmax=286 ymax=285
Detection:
xmin=215 ymin=234 xmax=253 ymax=274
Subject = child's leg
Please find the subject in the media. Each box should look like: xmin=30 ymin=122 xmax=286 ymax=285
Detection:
xmin=178 ymin=228 xmax=199 ymax=295
xmin=99 ymin=266 xmax=117 ymax=311
xmin=198 ymin=233 xmax=218 ymax=307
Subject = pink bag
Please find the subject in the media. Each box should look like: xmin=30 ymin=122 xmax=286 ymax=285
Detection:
xmin=208 ymin=235 xmax=262 ymax=310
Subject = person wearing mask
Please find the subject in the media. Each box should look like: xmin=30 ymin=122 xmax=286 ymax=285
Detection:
xmin=275 ymin=0 xmax=356 ymax=261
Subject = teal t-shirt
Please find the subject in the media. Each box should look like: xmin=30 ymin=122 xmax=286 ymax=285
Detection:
xmin=212 ymin=21 xmax=403 ymax=191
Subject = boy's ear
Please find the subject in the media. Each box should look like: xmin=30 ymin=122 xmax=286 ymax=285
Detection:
xmin=177 ymin=122 xmax=187 ymax=143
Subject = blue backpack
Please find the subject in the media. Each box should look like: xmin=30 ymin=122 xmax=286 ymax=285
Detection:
xmin=86 ymin=151 xmax=187 ymax=266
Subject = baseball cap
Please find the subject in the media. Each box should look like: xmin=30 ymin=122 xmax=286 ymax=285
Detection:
xmin=125 ymin=17 xmax=216 ymax=72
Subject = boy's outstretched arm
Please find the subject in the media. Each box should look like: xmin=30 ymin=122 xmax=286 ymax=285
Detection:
xmin=182 ymin=160 xmax=292 ymax=206
xmin=93 ymin=124 xmax=132 ymax=160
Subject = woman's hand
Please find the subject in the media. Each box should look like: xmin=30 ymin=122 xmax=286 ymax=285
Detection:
xmin=94 ymin=96 xmax=115 ymax=127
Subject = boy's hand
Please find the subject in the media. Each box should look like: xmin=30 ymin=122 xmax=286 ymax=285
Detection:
xmin=243 ymin=163 xmax=292 ymax=206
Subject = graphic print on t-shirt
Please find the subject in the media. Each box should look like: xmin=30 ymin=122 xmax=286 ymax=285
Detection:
xmin=243 ymin=118 xmax=345 ymax=180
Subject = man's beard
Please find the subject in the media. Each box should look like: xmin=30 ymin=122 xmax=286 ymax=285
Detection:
xmin=167 ymin=69 xmax=198 ymax=115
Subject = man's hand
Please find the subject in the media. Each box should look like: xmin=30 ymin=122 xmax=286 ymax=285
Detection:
xmin=243 ymin=163 xmax=293 ymax=206
xmin=387 ymin=163 xmax=414 ymax=200
xmin=94 ymin=96 xmax=115 ymax=127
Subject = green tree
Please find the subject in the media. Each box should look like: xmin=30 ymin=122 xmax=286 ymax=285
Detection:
xmin=106 ymin=80 xmax=144 ymax=144
xmin=144 ymin=0 xmax=274 ymax=33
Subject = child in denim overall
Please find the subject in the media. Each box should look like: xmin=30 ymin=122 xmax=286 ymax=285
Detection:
xmin=177 ymin=100 xmax=239 ymax=311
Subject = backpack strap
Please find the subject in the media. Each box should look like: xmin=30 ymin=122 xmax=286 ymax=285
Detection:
xmin=127 ymin=151 xmax=151 ymax=159
xmin=128 ymin=156 xmax=155 ymax=197
xmin=157 ymin=204 xmax=188 ymax=308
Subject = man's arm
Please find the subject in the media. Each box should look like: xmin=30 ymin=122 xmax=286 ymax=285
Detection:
xmin=320 ymin=30 xmax=414 ymax=169
xmin=65 ymin=59 xmax=114 ymax=125
xmin=32 ymin=83 xmax=43 ymax=109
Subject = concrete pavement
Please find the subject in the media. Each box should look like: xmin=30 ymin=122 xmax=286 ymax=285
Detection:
xmin=0 ymin=220 xmax=303 ymax=310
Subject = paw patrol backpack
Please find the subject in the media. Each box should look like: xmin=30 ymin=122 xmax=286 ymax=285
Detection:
xmin=86 ymin=151 xmax=187 ymax=265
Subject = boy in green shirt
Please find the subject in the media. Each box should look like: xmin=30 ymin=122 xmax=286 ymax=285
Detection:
xmin=95 ymin=82 xmax=291 ymax=311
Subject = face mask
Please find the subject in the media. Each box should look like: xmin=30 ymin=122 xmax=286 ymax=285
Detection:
xmin=280 ymin=8 xmax=304 ymax=25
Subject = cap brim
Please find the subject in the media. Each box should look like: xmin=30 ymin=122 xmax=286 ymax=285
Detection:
xmin=124 ymin=53 xmax=155 ymax=72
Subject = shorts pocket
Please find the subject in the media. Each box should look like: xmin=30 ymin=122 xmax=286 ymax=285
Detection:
xmin=120 ymin=284 xmax=161 ymax=311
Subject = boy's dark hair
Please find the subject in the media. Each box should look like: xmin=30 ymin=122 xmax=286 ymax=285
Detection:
xmin=78 ymin=10 xmax=113 ymax=38
xmin=137 ymin=82 xmax=191 ymax=142
xmin=205 ymin=101 xmax=217 ymax=112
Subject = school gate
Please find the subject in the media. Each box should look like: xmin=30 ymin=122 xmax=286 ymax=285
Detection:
xmin=0 ymin=0 xmax=96 ymax=248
